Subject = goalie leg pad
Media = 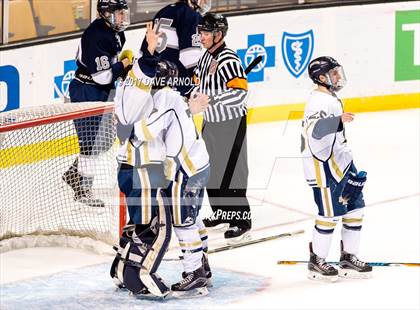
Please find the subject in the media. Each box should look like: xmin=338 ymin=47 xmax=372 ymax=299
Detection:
xmin=110 ymin=191 xmax=171 ymax=297
xmin=139 ymin=190 xmax=172 ymax=297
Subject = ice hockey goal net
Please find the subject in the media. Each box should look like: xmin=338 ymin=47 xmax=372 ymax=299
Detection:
xmin=0 ymin=102 xmax=125 ymax=252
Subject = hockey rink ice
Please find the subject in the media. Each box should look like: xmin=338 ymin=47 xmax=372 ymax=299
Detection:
xmin=1 ymin=108 xmax=419 ymax=309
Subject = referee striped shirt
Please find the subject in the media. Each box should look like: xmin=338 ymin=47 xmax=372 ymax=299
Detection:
xmin=193 ymin=43 xmax=248 ymax=123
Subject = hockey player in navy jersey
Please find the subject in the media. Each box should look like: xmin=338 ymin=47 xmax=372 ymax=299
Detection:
xmin=139 ymin=0 xmax=211 ymax=95
xmin=63 ymin=0 xmax=133 ymax=207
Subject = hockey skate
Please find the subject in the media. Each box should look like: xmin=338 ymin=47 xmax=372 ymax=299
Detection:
xmin=203 ymin=217 xmax=229 ymax=231
xmin=62 ymin=160 xmax=82 ymax=196
xmin=339 ymin=242 xmax=372 ymax=279
xmin=202 ymin=252 xmax=213 ymax=287
xmin=307 ymin=242 xmax=338 ymax=282
xmin=224 ymin=226 xmax=251 ymax=244
xmin=63 ymin=159 xmax=104 ymax=208
xmin=171 ymin=266 xmax=208 ymax=298
xmin=182 ymin=253 xmax=213 ymax=287
xmin=75 ymin=187 xmax=105 ymax=208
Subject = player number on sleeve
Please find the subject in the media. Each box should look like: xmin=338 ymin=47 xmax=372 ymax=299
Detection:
xmin=95 ymin=56 xmax=110 ymax=71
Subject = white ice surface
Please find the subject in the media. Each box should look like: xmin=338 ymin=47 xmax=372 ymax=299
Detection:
xmin=1 ymin=109 xmax=419 ymax=309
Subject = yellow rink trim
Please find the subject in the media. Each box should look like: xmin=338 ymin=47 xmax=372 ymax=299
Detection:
xmin=2 ymin=92 xmax=419 ymax=169
xmin=193 ymin=92 xmax=420 ymax=128
xmin=0 ymin=136 xmax=80 ymax=168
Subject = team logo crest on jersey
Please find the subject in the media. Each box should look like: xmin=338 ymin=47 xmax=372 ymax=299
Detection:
xmin=209 ymin=59 xmax=218 ymax=74
xmin=281 ymin=30 xmax=314 ymax=78
xmin=339 ymin=195 xmax=350 ymax=205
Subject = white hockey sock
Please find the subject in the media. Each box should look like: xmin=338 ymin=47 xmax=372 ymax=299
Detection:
xmin=174 ymin=224 xmax=203 ymax=273
xmin=341 ymin=209 xmax=364 ymax=255
xmin=196 ymin=217 xmax=208 ymax=251
xmin=312 ymin=228 xmax=334 ymax=258
xmin=341 ymin=227 xmax=361 ymax=255
xmin=312 ymin=216 xmax=339 ymax=258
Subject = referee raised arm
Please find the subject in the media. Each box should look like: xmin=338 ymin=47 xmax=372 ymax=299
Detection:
xmin=194 ymin=13 xmax=251 ymax=242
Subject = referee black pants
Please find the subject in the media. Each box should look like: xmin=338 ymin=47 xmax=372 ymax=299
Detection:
xmin=202 ymin=115 xmax=252 ymax=229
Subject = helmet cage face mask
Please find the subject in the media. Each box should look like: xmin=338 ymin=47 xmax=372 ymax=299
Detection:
xmin=103 ymin=8 xmax=130 ymax=32
xmin=323 ymin=66 xmax=346 ymax=92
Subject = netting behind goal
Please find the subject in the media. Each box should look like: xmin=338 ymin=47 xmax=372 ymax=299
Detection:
xmin=0 ymin=103 xmax=123 ymax=250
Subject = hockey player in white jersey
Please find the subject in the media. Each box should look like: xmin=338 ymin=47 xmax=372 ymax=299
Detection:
xmin=135 ymin=60 xmax=211 ymax=297
xmin=111 ymin=23 xmax=173 ymax=298
xmin=301 ymin=56 xmax=372 ymax=281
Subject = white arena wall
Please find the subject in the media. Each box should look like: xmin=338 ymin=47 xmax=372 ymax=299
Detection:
xmin=0 ymin=1 xmax=419 ymax=121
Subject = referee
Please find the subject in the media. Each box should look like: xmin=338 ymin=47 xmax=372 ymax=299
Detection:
xmin=193 ymin=13 xmax=251 ymax=242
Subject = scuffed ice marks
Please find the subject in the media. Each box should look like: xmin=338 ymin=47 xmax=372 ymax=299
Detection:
xmin=1 ymin=262 xmax=267 ymax=310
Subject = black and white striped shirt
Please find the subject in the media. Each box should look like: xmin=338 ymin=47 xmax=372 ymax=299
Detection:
xmin=193 ymin=43 xmax=248 ymax=123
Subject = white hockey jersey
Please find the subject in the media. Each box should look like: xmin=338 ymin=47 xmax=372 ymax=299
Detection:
xmin=114 ymin=61 xmax=166 ymax=167
xmin=301 ymin=90 xmax=353 ymax=187
xmin=134 ymin=88 xmax=209 ymax=180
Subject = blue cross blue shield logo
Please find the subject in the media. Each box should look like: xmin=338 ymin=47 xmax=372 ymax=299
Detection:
xmin=281 ymin=30 xmax=314 ymax=79
xmin=237 ymin=34 xmax=275 ymax=83
xmin=54 ymin=60 xmax=77 ymax=99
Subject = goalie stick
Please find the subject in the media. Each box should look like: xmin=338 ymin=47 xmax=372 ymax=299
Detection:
xmin=244 ymin=55 xmax=263 ymax=75
xmin=277 ymin=260 xmax=420 ymax=267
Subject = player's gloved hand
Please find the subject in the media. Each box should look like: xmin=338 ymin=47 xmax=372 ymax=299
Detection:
xmin=119 ymin=49 xmax=134 ymax=63
xmin=119 ymin=50 xmax=134 ymax=78
xmin=339 ymin=171 xmax=367 ymax=205
xmin=188 ymin=92 xmax=209 ymax=114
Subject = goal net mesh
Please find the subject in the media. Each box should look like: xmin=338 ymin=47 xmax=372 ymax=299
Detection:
xmin=0 ymin=103 xmax=120 ymax=247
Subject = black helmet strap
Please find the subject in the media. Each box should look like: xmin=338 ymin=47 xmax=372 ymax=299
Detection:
xmin=208 ymin=30 xmax=224 ymax=51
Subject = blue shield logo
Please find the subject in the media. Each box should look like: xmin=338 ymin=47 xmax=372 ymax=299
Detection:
xmin=281 ymin=30 xmax=314 ymax=78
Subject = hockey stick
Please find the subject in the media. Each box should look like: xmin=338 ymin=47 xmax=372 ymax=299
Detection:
xmin=208 ymin=229 xmax=305 ymax=254
xmin=163 ymin=229 xmax=304 ymax=261
xmin=244 ymin=55 xmax=263 ymax=75
xmin=277 ymin=260 xmax=420 ymax=267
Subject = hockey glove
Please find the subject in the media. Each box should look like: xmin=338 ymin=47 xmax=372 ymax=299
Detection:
xmin=339 ymin=171 xmax=367 ymax=205
xmin=119 ymin=49 xmax=134 ymax=63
